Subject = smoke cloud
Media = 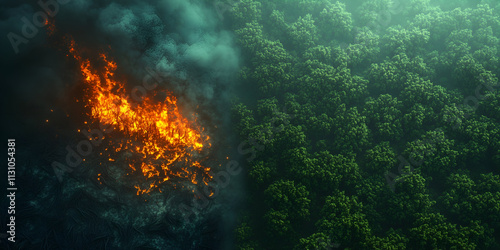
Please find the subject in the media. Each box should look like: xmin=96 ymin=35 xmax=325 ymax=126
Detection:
xmin=1 ymin=0 xmax=241 ymax=249
xmin=60 ymin=0 xmax=240 ymax=109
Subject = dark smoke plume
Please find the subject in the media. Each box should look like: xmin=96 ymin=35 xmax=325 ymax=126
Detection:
xmin=0 ymin=0 xmax=241 ymax=249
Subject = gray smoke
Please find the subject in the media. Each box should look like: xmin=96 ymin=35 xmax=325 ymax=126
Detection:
xmin=2 ymin=0 xmax=240 ymax=116
xmin=62 ymin=0 xmax=240 ymax=110
xmin=1 ymin=0 xmax=241 ymax=249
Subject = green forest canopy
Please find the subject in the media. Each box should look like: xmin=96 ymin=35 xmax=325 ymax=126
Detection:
xmin=227 ymin=0 xmax=500 ymax=249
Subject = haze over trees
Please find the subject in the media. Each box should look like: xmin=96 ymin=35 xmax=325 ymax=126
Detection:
xmin=228 ymin=0 xmax=500 ymax=249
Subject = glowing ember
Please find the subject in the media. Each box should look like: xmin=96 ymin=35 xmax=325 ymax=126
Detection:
xmin=66 ymin=37 xmax=212 ymax=195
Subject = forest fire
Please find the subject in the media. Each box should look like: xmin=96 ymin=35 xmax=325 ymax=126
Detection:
xmin=66 ymin=37 xmax=212 ymax=195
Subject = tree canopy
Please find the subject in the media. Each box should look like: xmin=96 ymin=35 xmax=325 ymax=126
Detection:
xmin=230 ymin=1 xmax=500 ymax=249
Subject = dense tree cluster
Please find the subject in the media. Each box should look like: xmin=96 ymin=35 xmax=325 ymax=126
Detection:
xmin=228 ymin=0 xmax=500 ymax=249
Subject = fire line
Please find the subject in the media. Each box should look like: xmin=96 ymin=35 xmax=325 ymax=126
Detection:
xmin=65 ymin=36 xmax=212 ymax=195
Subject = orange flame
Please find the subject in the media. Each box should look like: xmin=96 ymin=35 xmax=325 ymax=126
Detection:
xmin=66 ymin=37 xmax=212 ymax=195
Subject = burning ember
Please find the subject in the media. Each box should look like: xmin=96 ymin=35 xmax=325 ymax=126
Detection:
xmin=65 ymin=37 xmax=212 ymax=195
